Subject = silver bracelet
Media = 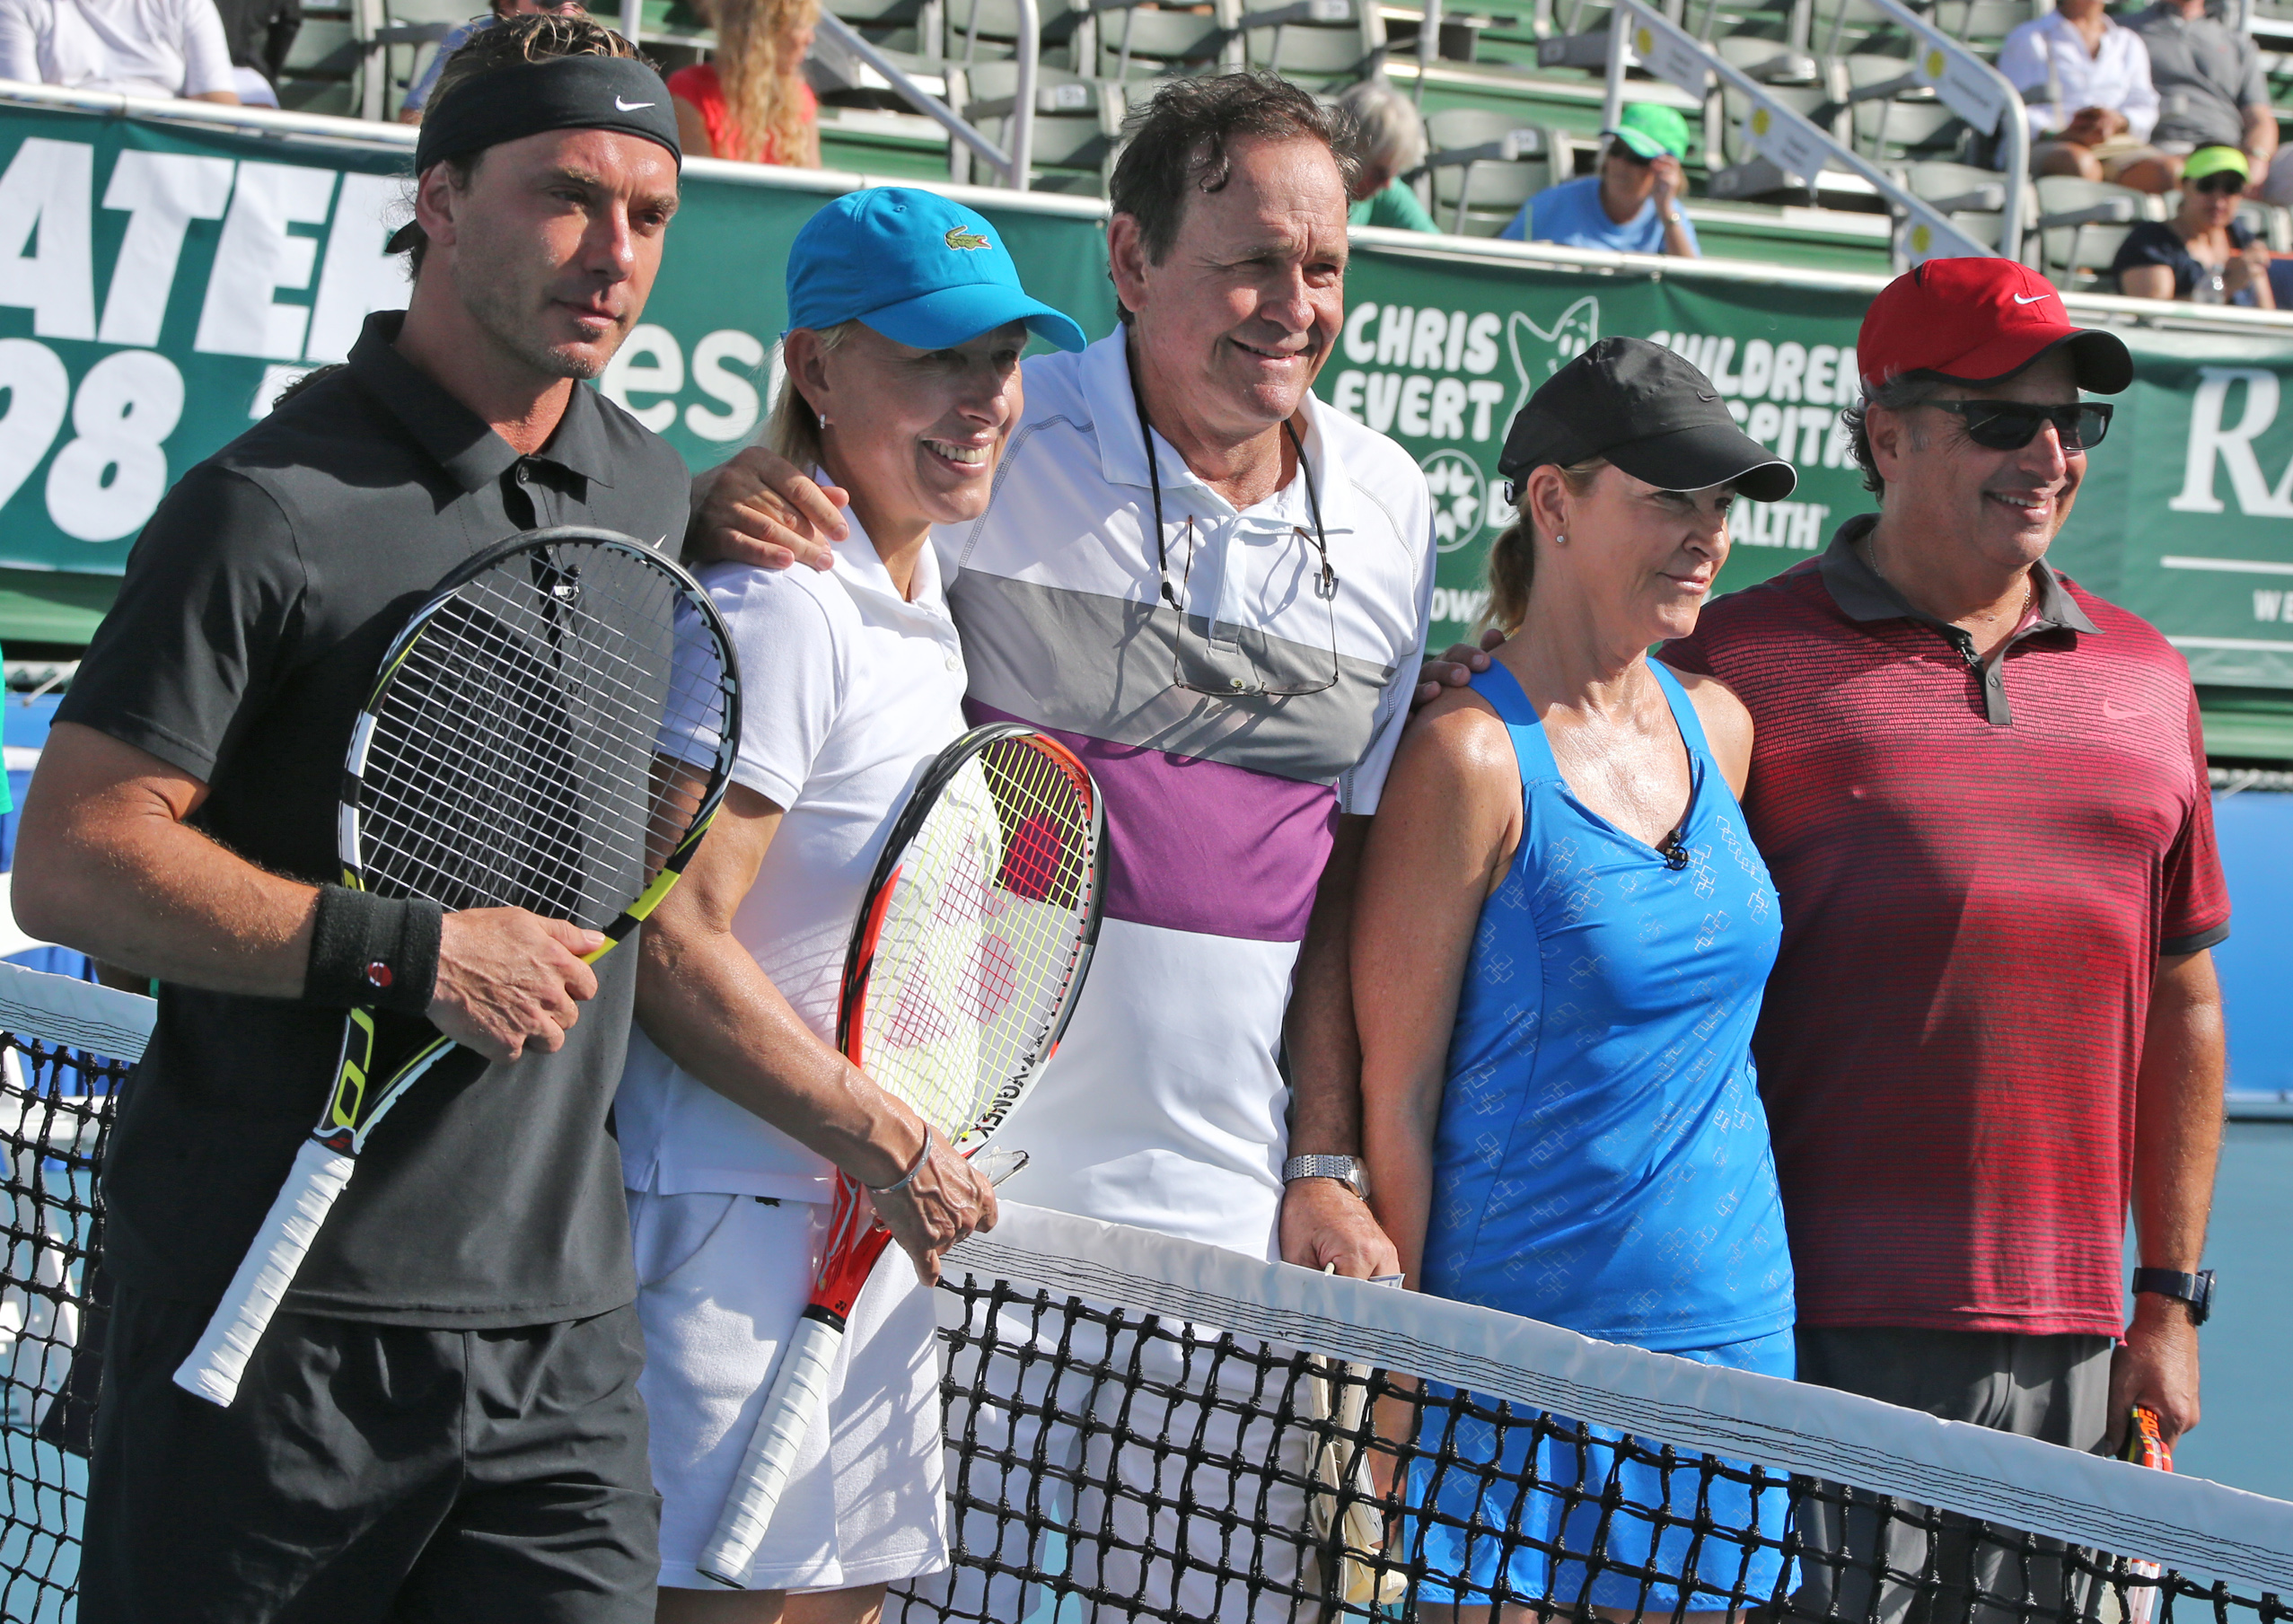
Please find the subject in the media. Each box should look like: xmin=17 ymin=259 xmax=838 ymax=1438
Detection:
xmin=869 ymin=1123 xmax=933 ymax=1195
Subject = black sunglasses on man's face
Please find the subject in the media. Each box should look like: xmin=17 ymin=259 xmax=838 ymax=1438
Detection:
xmin=1927 ymin=399 xmax=2113 ymax=452
xmin=2192 ymin=172 xmax=2246 ymax=196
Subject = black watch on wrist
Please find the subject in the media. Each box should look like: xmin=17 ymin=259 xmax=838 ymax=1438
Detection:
xmin=2131 ymin=1267 xmax=2215 ymax=1326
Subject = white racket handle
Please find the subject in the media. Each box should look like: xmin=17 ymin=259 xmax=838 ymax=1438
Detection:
xmin=698 ymin=1311 xmax=845 ymax=1588
xmin=172 ymin=1138 xmax=356 ymax=1407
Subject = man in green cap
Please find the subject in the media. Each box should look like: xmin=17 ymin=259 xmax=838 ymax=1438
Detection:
xmin=1499 ymin=101 xmax=1700 ymax=258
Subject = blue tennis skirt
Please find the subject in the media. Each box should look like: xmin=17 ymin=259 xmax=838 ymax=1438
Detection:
xmin=1401 ymin=1326 xmax=1797 ymax=1612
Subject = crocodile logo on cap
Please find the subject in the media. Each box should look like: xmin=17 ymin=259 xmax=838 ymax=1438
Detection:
xmin=944 ymin=226 xmax=991 ymax=250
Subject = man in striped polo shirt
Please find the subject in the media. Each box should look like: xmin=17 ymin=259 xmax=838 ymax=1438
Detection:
xmin=1661 ymin=259 xmax=2230 ymax=1624
xmin=698 ymin=74 xmax=1435 ymax=1620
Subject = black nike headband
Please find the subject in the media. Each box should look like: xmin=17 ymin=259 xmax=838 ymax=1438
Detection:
xmin=413 ymin=53 xmax=681 ymax=178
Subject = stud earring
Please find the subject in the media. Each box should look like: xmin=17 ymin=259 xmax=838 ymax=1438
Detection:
xmin=1555 ymin=533 xmax=1568 ymax=546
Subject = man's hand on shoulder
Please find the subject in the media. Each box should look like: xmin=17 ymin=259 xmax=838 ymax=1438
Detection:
xmin=686 ymin=447 xmax=848 ymax=573
xmin=427 ymin=909 xmax=605 ymax=1063
xmin=1414 ymin=626 xmax=1505 ymax=711
xmin=1280 ymin=1176 xmax=1401 ymax=1278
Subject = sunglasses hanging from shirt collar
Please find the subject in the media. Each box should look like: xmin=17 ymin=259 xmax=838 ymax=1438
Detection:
xmin=1927 ymin=399 xmax=2113 ymax=452
xmin=1127 ymin=344 xmax=1342 ymax=698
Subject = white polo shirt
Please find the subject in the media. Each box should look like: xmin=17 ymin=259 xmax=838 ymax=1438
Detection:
xmin=940 ymin=330 xmax=1435 ymax=1260
xmin=0 ymin=0 xmax=233 ymax=99
xmin=617 ymin=515 xmax=969 ymax=1203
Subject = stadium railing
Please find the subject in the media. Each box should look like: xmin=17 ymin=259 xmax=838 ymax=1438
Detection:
xmin=1601 ymin=0 xmax=2025 ymax=265
xmin=3 ymin=958 xmax=2291 ymax=1624
xmin=624 ymin=0 xmax=1040 ymax=189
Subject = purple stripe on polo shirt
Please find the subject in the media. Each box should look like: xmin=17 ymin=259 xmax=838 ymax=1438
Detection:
xmin=969 ymin=700 xmax=1337 ymax=944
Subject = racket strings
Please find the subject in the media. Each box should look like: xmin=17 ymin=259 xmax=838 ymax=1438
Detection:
xmin=366 ymin=623 xmax=596 ymax=917
xmin=366 ymin=629 xmax=634 ymax=916
xmin=861 ymin=737 xmax=1098 ymax=1145
xmin=356 ymin=545 xmax=734 ymax=926
xmin=374 ymin=588 xmax=729 ymax=889
xmin=372 ymin=622 xmax=661 ymax=883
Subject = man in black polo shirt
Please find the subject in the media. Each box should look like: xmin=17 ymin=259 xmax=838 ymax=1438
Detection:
xmin=14 ymin=17 xmax=690 ymax=1620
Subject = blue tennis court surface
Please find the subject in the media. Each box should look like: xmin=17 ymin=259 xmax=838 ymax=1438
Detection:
xmin=2216 ymin=792 xmax=2293 ymax=1096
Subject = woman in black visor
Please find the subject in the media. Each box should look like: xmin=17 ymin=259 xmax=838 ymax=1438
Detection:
xmin=1354 ymin=337 xmax=1801 ymax=1621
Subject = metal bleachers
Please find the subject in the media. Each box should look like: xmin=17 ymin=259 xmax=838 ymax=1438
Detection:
xmin=2032 ymin=173 xmax=2153 ymax=291
xmin=1418 ymin=106 xmax=1572 ymax=233
xmin=1072 ymin=0 xmax=1242 ymax=80
xmin=1239 ymin=0 xmax=1384 ymax=89
xmin=291 ymin=0 xmax=2293 ymax=285
xmin=276 ymin=1 xmax=362 ymax=114
xmin=368 ymin=0 xmax=469 ymax=119
xmin=944 ymin=60 xmax=1124 ymax=190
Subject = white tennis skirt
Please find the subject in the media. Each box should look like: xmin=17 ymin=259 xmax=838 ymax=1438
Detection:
xmin=628 ymin=1188 xmax=950 ymax=1593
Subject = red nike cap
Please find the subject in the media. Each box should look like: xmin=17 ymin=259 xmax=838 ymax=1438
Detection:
xmin=1858 ymin=258 xmax=2131 ymax=395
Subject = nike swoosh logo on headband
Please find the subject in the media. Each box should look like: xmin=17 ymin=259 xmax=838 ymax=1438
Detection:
xmin=2013 ymin=293 xmax=2051 ymax=304
xmin=616 ymin=96 xmax=655 ymax=110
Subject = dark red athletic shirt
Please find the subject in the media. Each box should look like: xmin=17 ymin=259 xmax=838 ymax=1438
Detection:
xmin=1664 ymin=516 xmax=2230 ymax=1339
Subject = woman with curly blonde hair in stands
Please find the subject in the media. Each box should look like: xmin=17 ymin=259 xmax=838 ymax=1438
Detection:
xmin=670 ymin=0 xmax=821 ymax=164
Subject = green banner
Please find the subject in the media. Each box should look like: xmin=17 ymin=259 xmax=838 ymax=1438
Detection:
xmin=2072 ymin=334 xmax=2293 ymax=692
xmin=1325 ymin=250 xmax=2293 ymax=693
xmin=1318 ymin=254 xmax=1876 ymax=652
xmin=0 ymin=99 xmax=1114 ymax=586
xmin=4 ymin=94 xmax=2293 ymax=699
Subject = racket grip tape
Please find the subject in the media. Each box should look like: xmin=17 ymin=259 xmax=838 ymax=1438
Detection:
xmin=698 ymin=1310 xmax=846 ymax=1588
xmin=171 ymin=1138 xmax=357 ymax=1407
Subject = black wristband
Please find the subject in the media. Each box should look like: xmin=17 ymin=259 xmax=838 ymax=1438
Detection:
xmin=304 ymin=885 xmax=444 ymax=1016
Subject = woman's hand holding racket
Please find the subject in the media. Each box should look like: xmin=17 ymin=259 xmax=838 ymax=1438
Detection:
xmin=862 ymin=1116 xmax=999 ymax=1286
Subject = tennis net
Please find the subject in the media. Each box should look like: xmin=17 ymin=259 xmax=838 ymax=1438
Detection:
xmin=0 ymin=961 xmax=2287 ymax=1624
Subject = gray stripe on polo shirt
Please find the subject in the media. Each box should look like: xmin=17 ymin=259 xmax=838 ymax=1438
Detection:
xmin=949 ymin=570 xmax=1394 ymax=786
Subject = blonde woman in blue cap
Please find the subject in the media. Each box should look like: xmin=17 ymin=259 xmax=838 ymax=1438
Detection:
xmin=615 ymin=186 xmax=1086 ymax=1621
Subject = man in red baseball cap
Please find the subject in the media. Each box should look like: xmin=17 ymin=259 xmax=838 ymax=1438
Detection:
xmin=1657 ymin=254 xmax=2227 ymax=1624
xmin=1856 ymin=254 xmax=2134 ymax=393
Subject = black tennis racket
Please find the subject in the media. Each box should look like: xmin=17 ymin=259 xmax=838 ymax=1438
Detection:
xmin=173 ymin=527 xmax=739 ymax=1407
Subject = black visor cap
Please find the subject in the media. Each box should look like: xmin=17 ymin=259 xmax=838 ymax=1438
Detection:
xmin=1499 ymin=336 xmax=1797 ymax=505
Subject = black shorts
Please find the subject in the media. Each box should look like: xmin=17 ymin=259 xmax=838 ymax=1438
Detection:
xmin=81 ymin=1284 xmax=660 ymax=1624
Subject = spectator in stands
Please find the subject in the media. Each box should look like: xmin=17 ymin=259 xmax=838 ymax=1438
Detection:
xmin=0 ymin=0 xmax=240 ymax=102
xmin=1498 ymin=101 xmax=1699 ymax=259
xmin=2126 ymin=0 xmax=2275 ymax=189
xmin=1338 ymin=77 xmax=1439 ymax=233
xmin=1356 ymin=338 xmax=1797 ymax=1619
xmin=210 ymin=0 xmax=296 ymax=106
xmin=1999 ymin=0 xmax=2168 ymax=191
xmin=398 ymin=0 xmax=585 ymax=122
xmin=666 ymin=0 xmax=821 ymax=165
xmin=2114 ymin=144 xmax=2276 ymax=305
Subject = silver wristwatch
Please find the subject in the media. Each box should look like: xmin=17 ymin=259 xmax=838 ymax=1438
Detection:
xmin=1282 ymin=1154 xmax=1367 ymax=1198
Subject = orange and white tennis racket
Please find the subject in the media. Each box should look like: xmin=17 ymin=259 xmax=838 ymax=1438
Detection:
xmin=697 ymin=722 xmax=1106 ymax=1588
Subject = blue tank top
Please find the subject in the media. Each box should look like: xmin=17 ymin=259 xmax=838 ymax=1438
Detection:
xmin=1419 ymin=661 xmax=1794 ymax=1351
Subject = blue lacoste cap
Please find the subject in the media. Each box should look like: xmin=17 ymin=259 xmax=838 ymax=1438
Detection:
xmin=785 ymin=188 xmax=1087 ymax=354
